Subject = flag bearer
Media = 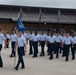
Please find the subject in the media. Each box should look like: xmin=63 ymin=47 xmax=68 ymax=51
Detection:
xmin=14 ymin=30 xmax=26 ymax=70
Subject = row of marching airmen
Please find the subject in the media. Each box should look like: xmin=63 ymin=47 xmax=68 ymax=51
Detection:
xmin=0 ymin=28 xmax=76 ymax=70
xmin=27 ymin=31 xmax=76 ymax=62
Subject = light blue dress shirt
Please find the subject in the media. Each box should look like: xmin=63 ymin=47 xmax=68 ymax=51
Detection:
xmin=63 ymin=36 xmax=72 ymax=45
xmin=39 ymin=34 xmax=46 ymax=41
xmin=28 ymin=33 xmax=34 ymax=41
xmin=10 ymin=34 xmax=17 ymax=42
xmin=48 ymin=36 xmax=55 ymax=43
xmin=0 ymin=33 xmax=6 ymax=44
xmin=17 ymin=36 xmax=26 ymax=47
xmin=32 ymin=34 xmax=40 ymax=42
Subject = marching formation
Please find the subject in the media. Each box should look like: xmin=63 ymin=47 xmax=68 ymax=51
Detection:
xmin=27 ymin=31 xmax=76 ymax=62
xmin=0 ymin=28 xmax=76 ymax=70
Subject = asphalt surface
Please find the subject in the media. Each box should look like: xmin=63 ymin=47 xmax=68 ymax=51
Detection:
xmin=0 ymin=43 xmax=76 ymax=75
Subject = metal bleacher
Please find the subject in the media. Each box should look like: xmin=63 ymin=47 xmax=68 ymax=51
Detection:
xmin=0 ymin=8 xmax=76 ymax=24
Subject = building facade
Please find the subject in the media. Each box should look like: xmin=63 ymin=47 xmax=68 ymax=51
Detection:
xmin=0 ymin=5 xmax=76 ymax=34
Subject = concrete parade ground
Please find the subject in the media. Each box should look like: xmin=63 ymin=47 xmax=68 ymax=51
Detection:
xmin=0 ymin=43 xmax=76 ymax=75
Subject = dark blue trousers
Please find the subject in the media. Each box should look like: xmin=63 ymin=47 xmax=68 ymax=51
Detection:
xmin=11 ymin=42 xmax=16 ymax=57
xmin=6 ymin=39 xmax=9 ymax=48
xmin=47 ymin=42 xmax=50 ymax=54
xmin=60 ymin=45 xmax=62 ymax=53
xmin=37 ymin=41 xmax=38 ymax=54
xmin=33 ymin=41 xmax=38 ymax=57
xmin=71 ymin=44 xmax=76 ymax=59
xmin=56 ymin=43 xmax=60 ymax=58
xmin=40 ymin=41 xmax=45 ymax=56
xmin=49 ymin=43 xmax=54 ymax=59
xmin=74 ymin=44 xmax=76 ymax=51
xmin=16 ymin=47 xmax=25 ymax=68
xmin=65 ymin=45 xmax=70 ymax=61
xmin=29 ymin=40 xmax=33 ymax=54
xmin=62 ymin=44 xmax=66 ymax=57
xmin=54 ymin=43 xmax=56 ymax=54
xmin=74 ymin=44 xmax=76 ymax=53
xmin=0 ymin=44 xmax=3 ymax=67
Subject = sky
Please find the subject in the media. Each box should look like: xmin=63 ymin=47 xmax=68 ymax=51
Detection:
xmin=0 ymin=0 xmax=76 ymax=9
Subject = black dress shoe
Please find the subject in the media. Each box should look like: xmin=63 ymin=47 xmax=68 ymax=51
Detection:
xmin=9 ymin=55 xmax=12 ymax=57
xmin=21 ymin=67 xmax=25 ymax=69
xmin=49 ymin=57 xmax=53 ymax=60
xmin=43 ymin=54 xmax=45 ymax=56
xmin=49 ymin=58 xmax=52 ymax=60
xmin=65 ymin=59 xmax=69 ymax=62
xmin=40 ymin=55 xmax=42 ymax=57
xmin=32 ymin=56 xmax=37 ymax=58
xmin=29 ymin=53 xmax=32 ymax=55
xmin=72 ymin=58 xmax=75 ymax=60
xmin=56 ymin=57 xmax=58 ymax=59
xmin=35 ymin=56 xmax=38 ymax=57
xmin=0 ymin=65 xmax=3 ymax=68
xmin=47 ymin=54 xmax=49 ymax=56
xmin=62 ymin=55 xmax=65 ymax=57
xmin=32 ymin=56 xmax=35 ymax=58
xmin=14 ymin=67 xmax=18 ymax=70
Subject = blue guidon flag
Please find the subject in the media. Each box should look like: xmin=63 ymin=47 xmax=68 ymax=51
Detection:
xmin=16 ymin=17 xmax=26 ymax=32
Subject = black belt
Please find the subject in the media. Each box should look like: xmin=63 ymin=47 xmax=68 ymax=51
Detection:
xmin=6 ymin=38 xmax=9 ymax=39
xmin=57 ymin=42 xmax=60 ymax=43
xmin=12 ymin=41 xmax=16 ymax=43
xmin=33 ymin=41 xmax=38 ymax=42
xmin=65 ymin=44 xmax=70 ymax=46
xmin=18 ymin=46 xmax=24 ymax=48
xmin=50 ymin=43 xmax=54 ymax=44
